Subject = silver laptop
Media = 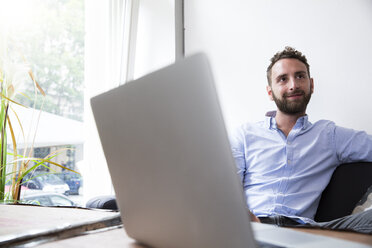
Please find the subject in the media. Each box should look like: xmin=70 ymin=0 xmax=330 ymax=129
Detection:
xmin=91 ymin=54 xmax=369 ymax=248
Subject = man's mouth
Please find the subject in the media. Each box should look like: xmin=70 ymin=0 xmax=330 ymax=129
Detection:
xmin=285 ymin=92 xmax=304 ymax=99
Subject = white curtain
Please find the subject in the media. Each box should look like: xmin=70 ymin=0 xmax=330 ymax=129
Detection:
xmin=82 ymin=0 xmax=131 ymax=202
xmin=82 ymin=0 xmax=175 ymax=204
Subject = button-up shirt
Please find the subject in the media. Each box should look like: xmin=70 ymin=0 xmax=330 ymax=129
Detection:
xmin=230 ymin=115 xmax=372 ymax=224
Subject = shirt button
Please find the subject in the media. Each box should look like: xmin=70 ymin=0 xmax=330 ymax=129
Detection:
xmin=287 ymin=160 xmax=291 ymax=164
xmin=287 ymin=141 xmax=291 ymax=145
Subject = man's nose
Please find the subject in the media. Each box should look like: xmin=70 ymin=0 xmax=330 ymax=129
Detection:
xmin=289 ymin=77 xmax=299 ymax=90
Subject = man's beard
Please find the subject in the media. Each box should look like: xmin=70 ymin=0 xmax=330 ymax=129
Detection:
xmin=272 ymin=90 xmax=311 ymax=115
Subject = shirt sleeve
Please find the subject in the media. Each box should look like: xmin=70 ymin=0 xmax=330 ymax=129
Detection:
xmin=229 ymin=126 xmax=247 ymax=183
xmin=334 ymin=125 xmax=372 ymax=163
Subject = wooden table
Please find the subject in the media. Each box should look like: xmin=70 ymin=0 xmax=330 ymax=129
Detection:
xmin=1 ymin=204 xmax=371 ymax=247
xmin=288 ymin=227 xmax=372 ymax=246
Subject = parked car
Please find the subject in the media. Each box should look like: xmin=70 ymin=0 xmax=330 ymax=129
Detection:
xmin=54 ymin=172 xmax=83 ymax=195
xmin=23 ymin=192 xmax=78 ymax=207
xmin=22 ymin=173 xmax=70 ymax=195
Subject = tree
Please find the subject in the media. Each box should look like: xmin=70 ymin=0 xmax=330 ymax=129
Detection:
xmin=12 ymin=0 xmax=84 ymax=121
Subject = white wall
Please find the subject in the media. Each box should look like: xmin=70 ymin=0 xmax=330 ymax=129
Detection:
xmin=185 ymin=0 xmax=372 ymax=134
xmin=134 ymin=0 xmax=175 ymax=79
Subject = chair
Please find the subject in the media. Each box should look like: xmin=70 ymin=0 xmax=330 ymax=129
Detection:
xmin=314 ymin=162 xmax=372 ymax=222
xmin=86 ymin=195 xmax=118 ymax=210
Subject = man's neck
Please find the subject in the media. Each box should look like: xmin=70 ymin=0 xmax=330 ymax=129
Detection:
xmin=275 ymin=110 xmax=306 ymax=137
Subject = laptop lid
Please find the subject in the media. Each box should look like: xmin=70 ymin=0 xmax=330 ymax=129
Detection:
xmin=90 ymin=53 xmax=256 ymax=248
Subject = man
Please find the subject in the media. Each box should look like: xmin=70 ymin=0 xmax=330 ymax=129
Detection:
xmin=230 ymin=46 xmax=372 ymax=233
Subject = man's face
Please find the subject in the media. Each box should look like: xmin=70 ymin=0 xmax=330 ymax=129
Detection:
xmin=267 ymin=58 xmax=314 ymax=115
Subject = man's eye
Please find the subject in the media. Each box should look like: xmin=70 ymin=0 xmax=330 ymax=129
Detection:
xmin=297 ymin=74 xmax=305 ymax=79
xmin=279 ymin=77 xmax=286 ymax=82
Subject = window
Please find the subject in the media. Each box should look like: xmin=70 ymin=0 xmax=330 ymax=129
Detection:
xmin=3 ymin=0 xmax=175 ymax=206
xmin=3 ymin=0 xmax=84 ymax=206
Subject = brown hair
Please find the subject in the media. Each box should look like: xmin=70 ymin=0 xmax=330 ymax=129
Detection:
xmin=266 ymin=46 xmax=310 ymax=85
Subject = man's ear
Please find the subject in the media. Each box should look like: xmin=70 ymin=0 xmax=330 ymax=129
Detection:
xmin=266 ymin=85 xmax=274 ymax=101
xmin=310 ymin=78 xmax=314 ymax=94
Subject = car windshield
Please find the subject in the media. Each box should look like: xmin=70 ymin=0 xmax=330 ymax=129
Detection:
xmin=34 ymin=174 xmax=65 ymax=185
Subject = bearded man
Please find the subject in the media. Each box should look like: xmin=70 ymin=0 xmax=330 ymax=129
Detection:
xmin=230 ymin=46 xmax=372 ymax=233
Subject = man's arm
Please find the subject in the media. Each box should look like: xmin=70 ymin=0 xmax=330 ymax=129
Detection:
xmin=249 ymin=210 xmax=261 ymax=222
xmin=230 ymin=127 xmax=261 ymax=223
xmin=334 ymin=126 xmax=372 ymax=163
xmin=229 ymin=127 xmax=247 ymax=184
xmin=230 ymin=126 xmax=262 ymax=223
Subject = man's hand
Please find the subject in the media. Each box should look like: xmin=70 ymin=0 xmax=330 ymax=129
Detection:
xmin=249 ymin=210 xmax=261 ymax=223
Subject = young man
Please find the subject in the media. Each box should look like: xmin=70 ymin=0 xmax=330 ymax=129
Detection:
xmin=230 ymin=46 xmax=372 ymax=233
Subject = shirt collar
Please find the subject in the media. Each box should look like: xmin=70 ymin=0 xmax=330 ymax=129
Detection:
xmin=295 ymin=115 xmax=309 ymax=129
xmin=265 ymin=114 xmax=310 ymax=130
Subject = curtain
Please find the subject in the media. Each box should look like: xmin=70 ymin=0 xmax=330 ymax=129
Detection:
xmin=82 ymin=0 xmax=131 ymax=202
xmin=83 ymin=0 xmax=175 ymax=204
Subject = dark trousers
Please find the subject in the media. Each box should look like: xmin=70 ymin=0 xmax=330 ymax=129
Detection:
xmin=258 ymin=209 xmax=372 ymax=234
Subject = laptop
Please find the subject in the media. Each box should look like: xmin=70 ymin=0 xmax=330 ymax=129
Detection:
xmin=91 ymin=54 xmax=369 ymax=248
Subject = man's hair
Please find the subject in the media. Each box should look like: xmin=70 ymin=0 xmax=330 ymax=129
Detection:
xmin=266 ymin=46 xmax=310 ymax=85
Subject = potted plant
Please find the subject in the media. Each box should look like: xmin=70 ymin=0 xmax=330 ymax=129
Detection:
xmin=0 ymin=36 xmax=77 ymax=204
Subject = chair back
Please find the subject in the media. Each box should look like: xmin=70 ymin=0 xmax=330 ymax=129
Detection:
xmin=314 ymin=162 xmax=372 ymax=222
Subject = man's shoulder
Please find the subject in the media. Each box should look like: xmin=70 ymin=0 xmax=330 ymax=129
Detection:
xmin=303 ymin=119 xmax=337 ymax=134
xmin=229 ymin=121 xmax=267 ymax=146
xmin=233 ymin=118 xmax=337 ymax=134
xmin=311 ymin=119 xmax=335 ymax=127
xmin=236 ymin=120 xmax=267 ymax=131
xmin=230 ymin=120 xmax=269 ymax=140
xmin=235 ymin=118 xmax=336 ymax=136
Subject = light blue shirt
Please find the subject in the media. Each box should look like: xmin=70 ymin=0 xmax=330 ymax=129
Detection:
xmin=230 ymin=115 xmax=372 ymax=224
